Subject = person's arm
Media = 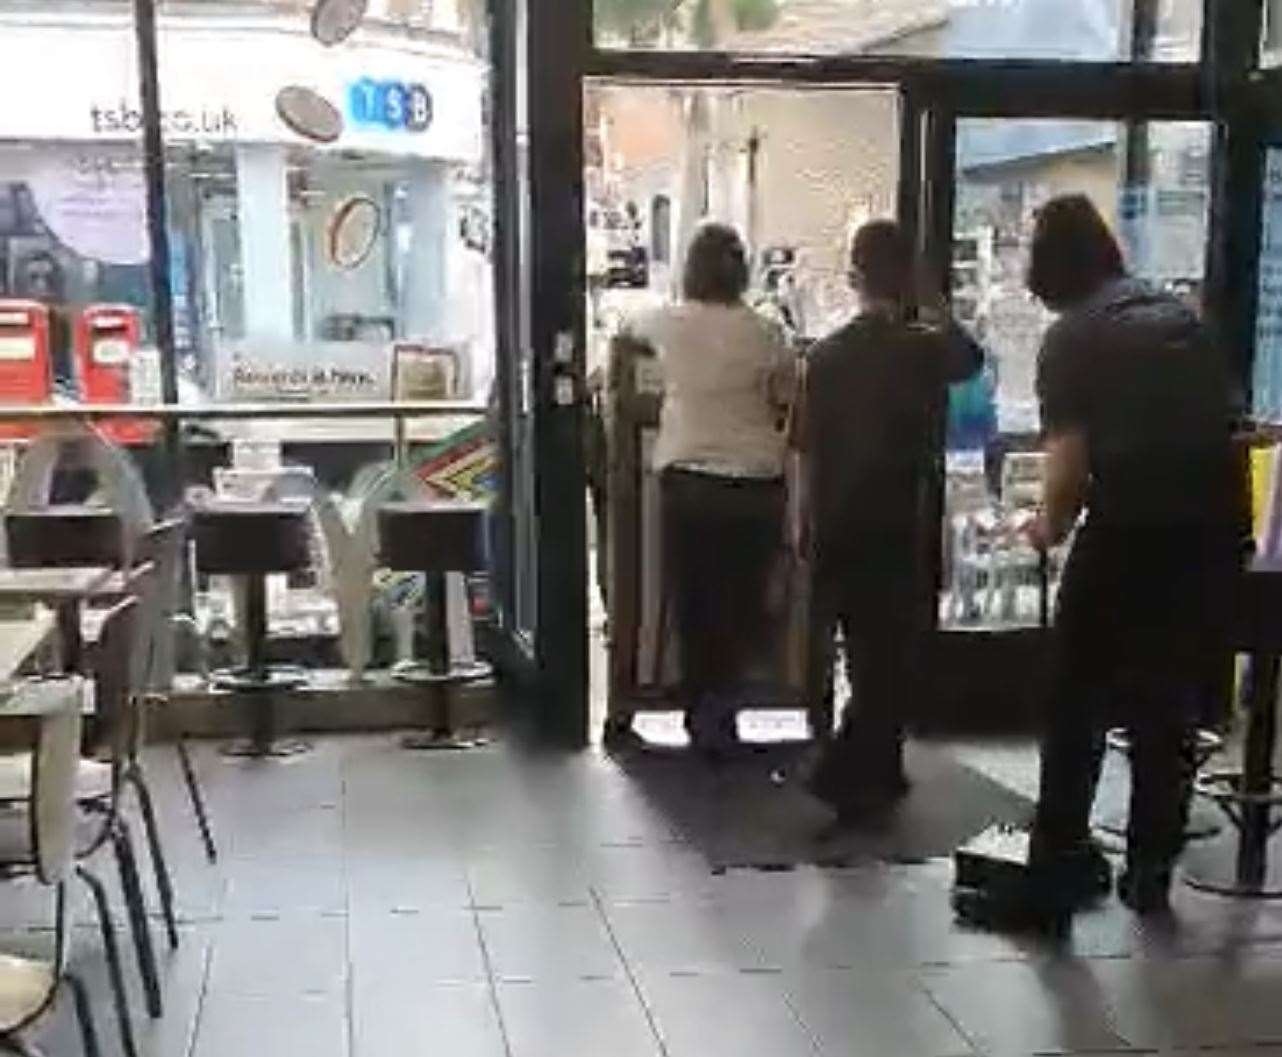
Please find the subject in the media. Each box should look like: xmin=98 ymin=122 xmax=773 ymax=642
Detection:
xmin=938 ymin=319 xmax=985 ymax=385
xmin=1030 ymin=429 xmax=1089 ymax=548
xmin=916 ymin=277 xmax=984 ymax=384
xmin=1028 ymin=320 xmax=1091 ymax=550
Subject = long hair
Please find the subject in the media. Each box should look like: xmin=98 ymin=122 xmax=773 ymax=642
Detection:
xmin=682 ymin=223 xmax=749 ymax=305
xmin=1026 ymin=195 xmax=1125 ymax=311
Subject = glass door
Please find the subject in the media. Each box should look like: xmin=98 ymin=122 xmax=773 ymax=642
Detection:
xmin=589 ymin=78 xmax=919 ymax=735
xmin=933 ymin=114 xmax=1215 ymax=632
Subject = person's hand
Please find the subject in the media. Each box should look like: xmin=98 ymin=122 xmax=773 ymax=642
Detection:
xmin=1024 ymin=511 xmax=1057 ymax=553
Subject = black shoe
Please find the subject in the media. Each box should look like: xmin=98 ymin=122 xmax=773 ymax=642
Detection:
xmin=1056 ymin=841 xmax=1114 ymax=907
xmin=1117 ymin=866 xmax=1172 ymax=915
xmin=685 ymin=699 xmax=742 ymax=760
xmin=602 ymin=717 xmax=647 ymax=754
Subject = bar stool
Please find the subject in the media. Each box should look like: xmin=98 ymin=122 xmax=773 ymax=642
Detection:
xmin=1182 ymin=560 xmax=1282 ymax=896
xmin=376 ymin=500 xmax=491 ymax=750
xmin=6 ymin=506 xmax=126 ymax=568
xmin=192 ymin=500 xmax=312 ymax=758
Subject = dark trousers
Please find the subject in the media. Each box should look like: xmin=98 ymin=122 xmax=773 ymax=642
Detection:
xmin=1033 ymin=679 xmax=1197 ymax=872
xmin=660 ymin=468 xmax=784 ymax=716
xmin=1032 ymin=524 xmax=1238 ymax=873
xmin=809 ymin=529 xmax=921 ymax=791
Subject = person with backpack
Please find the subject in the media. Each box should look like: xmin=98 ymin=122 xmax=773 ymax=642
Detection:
xmin=1007 ymin=195 xmax=1247 ymax=921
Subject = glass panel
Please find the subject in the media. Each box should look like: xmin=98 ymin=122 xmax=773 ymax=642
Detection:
xmin=0 ymin=1 xmax=498 ymax=678
xmin=1265 ymin=0 xmax=1282 ymax=67
xmin=585 ymin=81 xmax=900 ymax=697
xmin=942 ymin=117 xmax=1213 ymax=631
xmin=146 ymin=0 xmax=494 ymax=663
xmin=152 ymin=0 xmax=493 ymax=414
xmin=594 ymin=0 xmax=1201 ymax=62
xmin=0 ymin=0 xmax=162 ymax=453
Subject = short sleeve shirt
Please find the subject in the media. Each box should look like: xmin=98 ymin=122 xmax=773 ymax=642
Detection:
xmin=804 ymin=312 xmax=983 ymax=547
xmin=1036 ymin=277 xmax=1240 ymax=531
xmin=629 ymin=302 xmax=793 ymax=479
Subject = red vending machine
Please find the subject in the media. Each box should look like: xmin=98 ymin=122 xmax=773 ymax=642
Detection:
xmin=74 ymin=304 xmax=158 ymax=445
xmin=0 ymin=300 xmax=56 ymax=440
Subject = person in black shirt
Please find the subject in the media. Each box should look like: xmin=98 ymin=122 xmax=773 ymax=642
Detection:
xmin=800 ymin=220 xmax=984 ymax=817
xmin=1020 ymin=196 xmax=1248 ymax=918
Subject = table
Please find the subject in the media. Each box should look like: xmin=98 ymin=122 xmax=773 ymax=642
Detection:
xmin=0 ymin=613 xmax=79 ymax=724
xmin=0 ymin=612 xmax=56 ymax=685
xmin=0 ymin=567 xmax=114 ymax=672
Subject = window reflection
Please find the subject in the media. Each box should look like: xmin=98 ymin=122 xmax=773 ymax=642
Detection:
xmin=942 ymin=118 xmax=1212 ymax=631
xmin=0 ymin=0 xmax=494 ymax=409
xmin=594 ymin=0 xmax=1202 ymax=62
xmin=0 ymin=0 xmax=496 ymax=660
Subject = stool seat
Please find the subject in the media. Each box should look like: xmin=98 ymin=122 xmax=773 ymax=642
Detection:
xmin=378 ymin=500 xmax=487 ymax=573
xmin=193 ymin=501 xmax=311 ymax=575
xmin=6 ymin=507 xmax=124 ymax=568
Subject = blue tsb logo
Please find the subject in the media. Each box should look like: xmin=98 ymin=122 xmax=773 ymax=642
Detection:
xmin=347 ymin=78 xmax=433 ymax=132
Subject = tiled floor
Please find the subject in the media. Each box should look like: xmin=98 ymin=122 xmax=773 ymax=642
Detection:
xmin=17 ymin=732 xmax=1282 ymax=1057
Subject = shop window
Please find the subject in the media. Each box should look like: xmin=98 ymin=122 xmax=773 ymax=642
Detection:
xmin=593 ymin=0 xmax=1202 ymax=62
xmin=146 ymin=0 xmax=494 ymax=408
xmin=943 ymin=118 xmax=1212 ymax=631
xmin=1266 ymin=0 xmax=1282 ymax=66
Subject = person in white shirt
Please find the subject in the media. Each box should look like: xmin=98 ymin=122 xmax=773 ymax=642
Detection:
xmin=619 ymin=223 xmax=793 ymax=756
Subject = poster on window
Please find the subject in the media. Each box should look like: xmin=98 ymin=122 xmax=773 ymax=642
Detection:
xmin=21 ymin=146 xmax=148 ymax=266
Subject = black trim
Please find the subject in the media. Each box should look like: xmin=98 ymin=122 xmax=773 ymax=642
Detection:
xmin=527 ymin=0 xmax=590 ymax=745
xmin=586 ymin=53 xmax=1207 ymax=118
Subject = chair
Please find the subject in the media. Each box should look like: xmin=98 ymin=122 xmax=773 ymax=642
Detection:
xmin=376 ymin=500 xmax=492 ymax=749
xmin=0 ymin=597 xmax=169 ymax=1033
xmin=192 ymin=500 xmax=312 ymax=758
xmin=136 ymin=518 xmax=217 ymax=863
xmin=0 ymin=679 xmax=109 ymax=1057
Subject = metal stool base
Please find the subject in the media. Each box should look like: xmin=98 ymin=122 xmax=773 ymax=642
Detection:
xmin=220 ymin=737 xmax=313 ymax=760
xmin=1181 ymin=835 xmax=1282 ymax=898
xmin=391 ymin=660 xmax=493 ymax=687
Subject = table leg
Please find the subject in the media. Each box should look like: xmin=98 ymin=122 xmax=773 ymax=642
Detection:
xmin=56 ymin=600 xmax=82 ymax=674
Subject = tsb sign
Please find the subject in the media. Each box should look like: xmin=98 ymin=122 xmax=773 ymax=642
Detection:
xmin=347 ymin=78 xmax=433 ymax=133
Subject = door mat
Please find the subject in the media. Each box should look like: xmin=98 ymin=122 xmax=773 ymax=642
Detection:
xmin=615 ymin=740 xmax=1034 ymax=872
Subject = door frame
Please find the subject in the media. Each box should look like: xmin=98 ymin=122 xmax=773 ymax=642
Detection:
xmin=488 ymin=0 xmax=592 ymax=745
xmin=492 ymin=0 xmax=1264 ymax=746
